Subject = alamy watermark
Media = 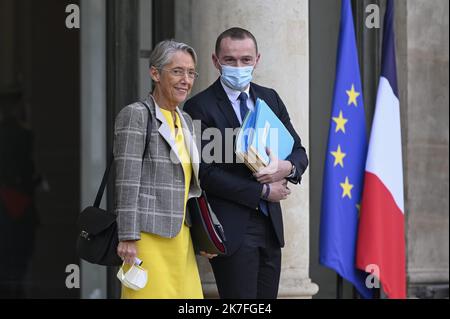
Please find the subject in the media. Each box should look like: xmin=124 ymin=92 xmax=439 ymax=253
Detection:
xmin=365 ymin=4 xmax=380 ymax=29
xmin=365 ymin=264 xmax=381 ymax=289
xmin=164 ymin=120 xmax=284 ymax=168
xmin=65 ymin=4 xmax=380 ymax=30
xmin=65 ymin=4 xmax=80 ymax=29
xmin=65 ymin=264 xmax=80 ymax=289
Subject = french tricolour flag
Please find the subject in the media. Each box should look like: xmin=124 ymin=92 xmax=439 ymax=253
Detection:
xmin=356 ymin=0 xmax=406 ymax=299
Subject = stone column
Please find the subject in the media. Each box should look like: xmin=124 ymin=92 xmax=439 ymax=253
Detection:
xmin=80 ymin=0 xmax=107 ymax=299
xmin=397 ymin=0 xmax=449 ymax=295
xmin=175 ymin=0 xmax=318 ymax=298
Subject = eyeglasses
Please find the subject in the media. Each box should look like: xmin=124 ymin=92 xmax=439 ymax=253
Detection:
xmin=160 ymin=68 xmax=199 ymax=79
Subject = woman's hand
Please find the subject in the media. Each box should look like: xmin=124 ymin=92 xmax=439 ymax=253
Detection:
xmin=117 ymin=240 xmax=138 ymax=265
xmin=200 ymin=251 xmax=217 ymax=259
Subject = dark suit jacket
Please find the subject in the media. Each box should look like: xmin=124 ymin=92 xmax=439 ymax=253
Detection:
xmin=184 ymin=79 xmax=308 ymax=255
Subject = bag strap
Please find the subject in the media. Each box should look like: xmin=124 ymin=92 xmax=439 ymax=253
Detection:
xmin=94 ymin=101 xmax=152 ymax=208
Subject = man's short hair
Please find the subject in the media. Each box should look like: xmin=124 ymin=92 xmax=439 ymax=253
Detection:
xmin=215 ymin=27 xmax=258 ymax=56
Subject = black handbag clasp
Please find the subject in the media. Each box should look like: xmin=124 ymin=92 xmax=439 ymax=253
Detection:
xmin=80 ymin=230 xmax=90 ymax=240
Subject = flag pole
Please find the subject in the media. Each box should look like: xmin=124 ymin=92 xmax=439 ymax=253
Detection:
xmin=374 ymin=287 xmax=381 ymax=299
xmin=352 ymin=287 xmax=357 ymax=299
xmin=337 ymin=274 xmax=343 ymax=299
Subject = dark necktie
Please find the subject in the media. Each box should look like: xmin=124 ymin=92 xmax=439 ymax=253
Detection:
xmin=238 ymin=92 xmax=249 ymax=124
xmin=238 ymin=92 xmax=269 ymax=216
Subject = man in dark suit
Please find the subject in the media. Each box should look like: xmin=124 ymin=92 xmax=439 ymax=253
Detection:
xmin=184 ymin=27 xmax=308 ymax=299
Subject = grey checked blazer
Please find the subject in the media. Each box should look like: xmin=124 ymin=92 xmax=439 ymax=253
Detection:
xmin=113 ymin=96 xmax=201 ymax=241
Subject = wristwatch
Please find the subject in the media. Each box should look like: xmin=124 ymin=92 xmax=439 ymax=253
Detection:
xmin=286 ymin=164 xmax=297 ymax=179
xmin=261 ymin=184 xmax=271 ymax=200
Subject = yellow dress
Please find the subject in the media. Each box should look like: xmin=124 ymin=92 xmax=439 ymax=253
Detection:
xmin=121 ymin=109 xmax=203 ymax=299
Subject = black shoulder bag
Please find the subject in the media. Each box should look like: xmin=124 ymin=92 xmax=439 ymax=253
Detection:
xmin=76 ymin=102 xmax=152 ymax=266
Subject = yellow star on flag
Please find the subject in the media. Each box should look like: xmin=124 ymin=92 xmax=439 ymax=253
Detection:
xmin=330 ymin=145 xmax=346 ymax=168
xmin=332 ymin=110 xmax=348 ymax=133
xmin=340 ymin=176 xmax=354 ymax=199
xmin=346 ymin=84 xmax=360 ymax=106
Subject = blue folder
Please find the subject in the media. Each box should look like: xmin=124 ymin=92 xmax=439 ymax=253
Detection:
xmin=235 ymin=109 xmax=262 ymax=171
xmin=235 ymin=98 xmax=294 ymax=169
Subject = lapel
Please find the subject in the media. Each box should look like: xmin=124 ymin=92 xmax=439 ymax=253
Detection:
xmin=249 ymin=83 xmax=260 ymax=105
xmin=249 ymin=84 xmax=280 ymax=116
xmin=153 ymin=101 xmax=183 ymax=166
xmin=176 ymin=108 xmax=200 ymax=182
xmin=213 ymin=79 xmax=266 ymax=128
xmin=146 ymin=95 xmax=200 ymax=188
xmin=212 ymin=79 xmax=241 ymax=128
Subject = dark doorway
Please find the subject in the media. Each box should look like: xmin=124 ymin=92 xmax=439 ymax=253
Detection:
xmin=0 ymin=0 xmax=80 ymax=298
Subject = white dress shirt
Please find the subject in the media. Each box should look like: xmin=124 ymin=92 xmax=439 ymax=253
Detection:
xmin=220 ymin=81 xmax=255 ymax=125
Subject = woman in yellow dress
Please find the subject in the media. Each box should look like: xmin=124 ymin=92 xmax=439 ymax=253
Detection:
xmin=113 ymin=40 xmax=215 ymax=299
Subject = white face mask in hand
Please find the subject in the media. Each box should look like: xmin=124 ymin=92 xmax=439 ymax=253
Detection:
xmin=117 ymin=260 xmax=148 ymax=291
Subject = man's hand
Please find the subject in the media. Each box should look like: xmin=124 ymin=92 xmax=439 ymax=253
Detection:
xmin=200 ymin=251 xmax=218 ymax=259
xmin=254 ymin=148 xmax=292 ymax=184
xmin=117 ymin=240 xmax=138 ymax=265
xmin=266 ymin=179 xmax=291 ymax=202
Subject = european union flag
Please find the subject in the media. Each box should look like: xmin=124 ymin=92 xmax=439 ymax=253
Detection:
xmin=319 ymin=0 xmax=373 ymax=299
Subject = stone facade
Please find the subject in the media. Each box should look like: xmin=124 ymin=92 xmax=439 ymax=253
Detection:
xmin=397 ymin=0 xmax=449 ymax=296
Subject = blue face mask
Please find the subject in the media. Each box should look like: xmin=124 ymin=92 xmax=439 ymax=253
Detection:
xmin=220 ymin=64 xmax=254 ymax=91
